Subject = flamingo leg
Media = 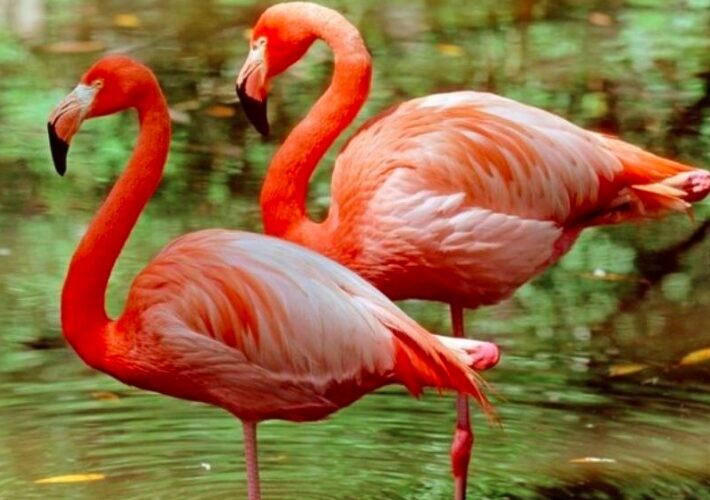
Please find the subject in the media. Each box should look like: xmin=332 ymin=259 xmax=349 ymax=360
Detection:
xmin=242 ymin=421 xmax=262 ymax=500
xmin=450 ymin=303 xmax=472 ymax=500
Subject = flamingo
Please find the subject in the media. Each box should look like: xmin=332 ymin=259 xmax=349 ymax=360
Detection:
xmin=47 ymin=55 xmax=502 ymax=500
xmin=235 ymin=2 xmax=710 ymax=498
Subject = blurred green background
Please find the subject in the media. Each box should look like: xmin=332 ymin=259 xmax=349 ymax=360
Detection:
xmin=1 ymin=0 xmax=710 ymax=498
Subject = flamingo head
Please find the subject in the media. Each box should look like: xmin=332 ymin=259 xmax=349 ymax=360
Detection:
xmin=236 ymin=4 xmax=318 ymax=136
xmin=48 ymin=55 xmax=157 ymax=175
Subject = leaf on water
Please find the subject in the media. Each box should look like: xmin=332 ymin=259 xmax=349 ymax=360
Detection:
xmin=204 ymin=105 xmax=236 ymax=119
xmin=113 ymin=14 xmax=141 ymax=29
xmin=588 ymin=12 xmax=613 ymax=27
xmin=35 ymin=473 xmax=105 ymax=484
xmin=91 ymin=391 xmax=120 ymax=401
xmin=436 ymin=43 xmax=464 ymax=57
xmin=608 ymin=363 xmax=650 ymax=377
xmin=569 ymin=457 xmax=616 ymax=464
xmin=43 ymin=41 xmax=105 ymax=54
xmin=678 ymin=347 xmax=710 ymax=366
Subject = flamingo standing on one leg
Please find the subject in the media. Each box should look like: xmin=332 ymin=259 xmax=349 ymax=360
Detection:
xmin=235 ymin=2 xmax=710 ymax=498
xmin=47 ymin=55 xmax=500 ymax=500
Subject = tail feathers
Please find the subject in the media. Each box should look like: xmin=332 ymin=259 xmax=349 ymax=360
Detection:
xmin=630 ymin=183 xmax=691 ymax=217
xmin=391 ymin=330 xmax=495 ymax=417
xmin=594 ymin=136 xmax=710 ymax=223
xmin=588 ymin=182 xmax=693 ymax=226
xmin=602 ymin=135 xmax=694 ymax=182
xmin=369 ymin=303 xmax=495 ymax=417
xmin=602 ymin=135 xmax=710 ymax=200
xmin=628 ymin=171 xmax=710 ymax=220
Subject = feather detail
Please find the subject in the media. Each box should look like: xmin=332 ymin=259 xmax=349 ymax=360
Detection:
xmin=117 ymin=230 xmax=494 ymax=421
xmin=365 ymin=301 xmax=494 ymax=416
xmin=301 ymin=90 xmax=709 ymax=309
xmin=601 ymin=135 xmax=710 ymax=202
xmin=629 ymin=183 xmax=691 ymax=218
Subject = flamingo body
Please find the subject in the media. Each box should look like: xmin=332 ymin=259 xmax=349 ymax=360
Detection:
xmin=236 ymin=3 xmax=710 ymax=497
xmin=240 ymin=4 xmax=710 ymax=311
xmin=48 ymin=56 xmax=497 ymax=500
xmin=307 ymin=91 xmax=710 ymax=307
xmin=110 ymin=228 xmax=491 ymax=423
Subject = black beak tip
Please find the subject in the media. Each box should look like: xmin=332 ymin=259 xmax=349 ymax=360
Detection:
xmin=47 ymin=122 xmax=68 ymax=176
xmin=236 ymin=82 xmax=270 ymax=137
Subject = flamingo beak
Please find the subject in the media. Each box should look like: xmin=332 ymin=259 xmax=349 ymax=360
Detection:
xmin=47 ymin=83 xmax=97 ymax=176
xmin=236 ymin=46 xmax=269 ymax=136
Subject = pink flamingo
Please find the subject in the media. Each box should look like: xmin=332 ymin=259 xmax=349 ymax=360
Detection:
xmin=235 ymin=2 xmax=710 ymax=497
xmin=47 ymin=55 xmax=500 ymax=500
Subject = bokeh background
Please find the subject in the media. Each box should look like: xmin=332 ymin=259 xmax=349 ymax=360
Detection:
xmin=1 ymin=0 xmax=710 ymax=498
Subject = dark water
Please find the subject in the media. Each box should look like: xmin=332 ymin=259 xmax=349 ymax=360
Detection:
xmin=1 ymin=0 xmax=710 ymax=498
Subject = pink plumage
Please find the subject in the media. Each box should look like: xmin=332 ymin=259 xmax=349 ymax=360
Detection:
xmin=235 ymin=3 xmax=710 ymax=498
xmin=117 ymin=229 xmax=494 ymax=421
xmin=48 ymin=55 xmax=498 ymax=500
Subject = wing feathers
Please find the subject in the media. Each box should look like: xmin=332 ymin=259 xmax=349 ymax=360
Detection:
xmin=130 ymin=230 xmax=493 ymax=411
xmin=364 ymin=300 xmax=493 ymax=416
xmin=334 ymin=90 xmax=708 ymax=232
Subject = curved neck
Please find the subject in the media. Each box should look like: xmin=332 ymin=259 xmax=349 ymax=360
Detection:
xmin=61 ymin=90 xmax=171 ymax=367
xmin=260 ymin=8 xmax=372 ymax=237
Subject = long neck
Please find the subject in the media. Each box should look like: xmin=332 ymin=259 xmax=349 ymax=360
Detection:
xmin=61 ymin=91 xmax=171 ymax=368
xmin=260 ymin=8 xmax=372 ymax=237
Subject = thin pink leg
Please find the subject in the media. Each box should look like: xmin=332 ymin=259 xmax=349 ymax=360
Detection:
xmin=242 ymin=421 xmax=261 ymax=500
xmin=450 ymin=303 xmax=472 ymax=500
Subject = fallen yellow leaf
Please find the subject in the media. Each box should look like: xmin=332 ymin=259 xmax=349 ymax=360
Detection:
xmin=205 ymin=105 xmax=236 ymax=119
xmin=608 ymin=363 xmax=650 ymax=377
xmin=113 ymin=14 xmax=141 ymax=28
xmin=436 ymin=43 xmax=464 ymax=57
xmin=678 ymin=347 xmax=710 ymax=366
xmin=35 ymin=473 xmax=105 ymax=484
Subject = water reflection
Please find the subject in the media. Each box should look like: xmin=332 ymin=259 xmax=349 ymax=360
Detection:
xmin=1 ymin=0 xmax=709 ymax=498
